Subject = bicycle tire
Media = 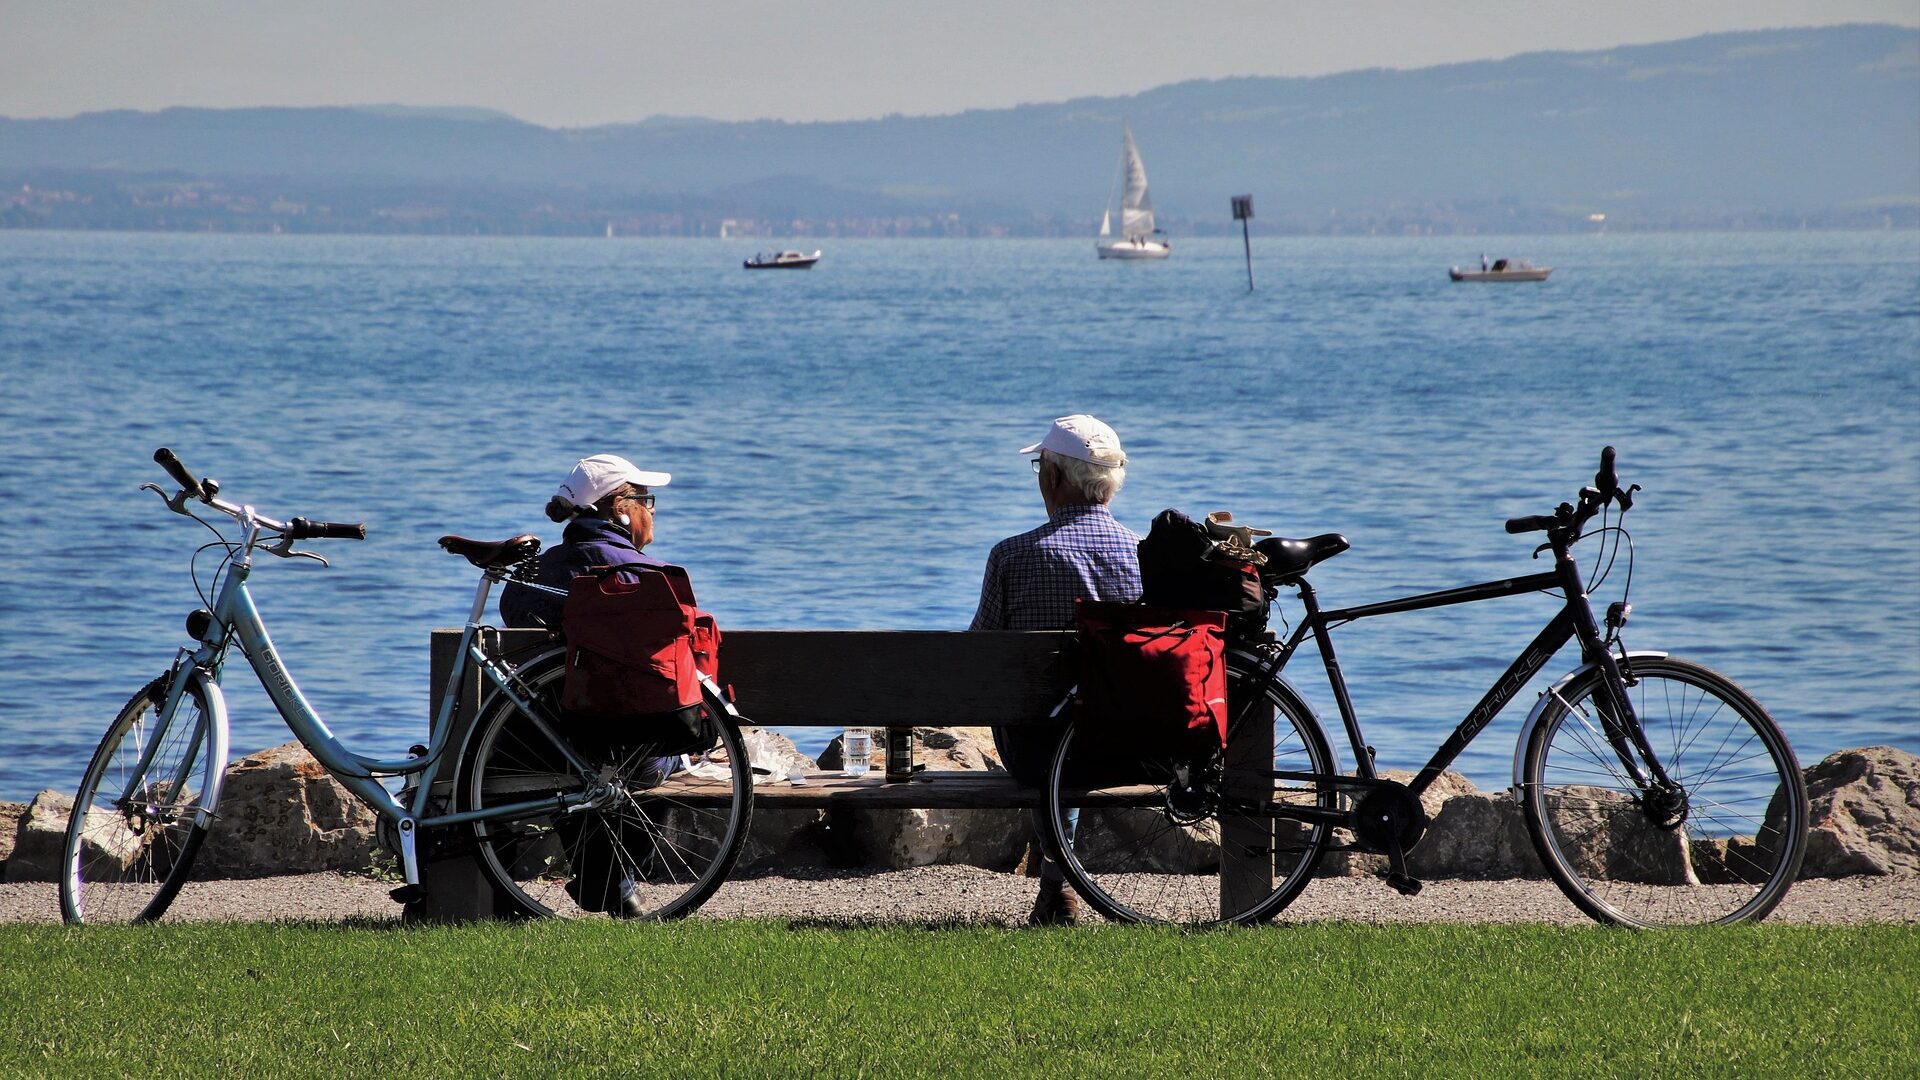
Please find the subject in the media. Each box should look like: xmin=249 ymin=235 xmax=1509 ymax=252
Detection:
xmin=1521 ymin=655 xmax=1809 ymax=927
xmin=60 ymin=674 xmax=220 ymax=925
xmin=1044 ymin=655 xmax=1337 ymax=925
xmin=458 ymin=654 xmax=753 ymax=920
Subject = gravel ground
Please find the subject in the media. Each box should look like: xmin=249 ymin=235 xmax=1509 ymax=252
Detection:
xmin=3 ymin=868 xmax=1916 ymax=926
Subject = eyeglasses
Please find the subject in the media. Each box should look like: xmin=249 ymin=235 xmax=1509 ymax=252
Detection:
xmin=1030 ymin=458 xmax=1044 ymax=474
xmin=619 ymin=491 xmax=656 ymax=509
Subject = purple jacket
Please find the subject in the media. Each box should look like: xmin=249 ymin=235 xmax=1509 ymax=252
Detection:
xmin=499 ymin=516 xmax=672 ymax=628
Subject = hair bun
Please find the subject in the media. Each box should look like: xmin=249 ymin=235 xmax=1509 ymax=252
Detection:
xmin=544 ymin=495 xmax=577 ymax=523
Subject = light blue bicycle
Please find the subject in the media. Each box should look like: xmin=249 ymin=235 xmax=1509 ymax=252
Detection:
xmin=60 ymin=449 xmax=755 ymax=924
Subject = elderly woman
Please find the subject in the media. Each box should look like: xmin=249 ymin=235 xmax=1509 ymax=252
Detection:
xmin=500 ymin=453 xmax=680 ymax=918
xmin=500 ymin=453 xmax=671 ymax=628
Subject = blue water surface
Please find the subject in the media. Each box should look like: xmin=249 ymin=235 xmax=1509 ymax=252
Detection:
xmin=1 ymin=230 xmax=1915 ymax=801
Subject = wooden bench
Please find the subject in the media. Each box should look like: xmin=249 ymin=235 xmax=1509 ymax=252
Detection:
xmin=418 ymin=627 xmax=1277 ymax=920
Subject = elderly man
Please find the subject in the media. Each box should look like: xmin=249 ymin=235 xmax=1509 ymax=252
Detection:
xmin=970 ymin=414 xmax=1141 ymax=924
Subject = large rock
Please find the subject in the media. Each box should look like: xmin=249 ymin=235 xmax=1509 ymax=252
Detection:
xmin=819 ymin=727 xmax=1029 ymax=871
xmin=7 ymin=790 xmax=77 ymax=881
xmin=1795 ymin=746 xmax=1920 ymax=878
xmin=1408 ymin=791 xmax=1544 ymax=880
xmin=194 ymin=742 xmax=379 ymax=878
xmin=0 ymin=800 xmax=25 ymax=873
xmin=8 ymin=788 xmax=226 ymax=883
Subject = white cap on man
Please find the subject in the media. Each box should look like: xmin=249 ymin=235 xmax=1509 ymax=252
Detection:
xmin=556 ymin=453 xmax=671 ymax=510
xmin=1020 ymin=414 xmax=1127 ymax=467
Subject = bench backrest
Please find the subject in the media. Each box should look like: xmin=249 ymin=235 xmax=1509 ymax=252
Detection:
xmin=431 ymin=628 xmax=1073 ymax=728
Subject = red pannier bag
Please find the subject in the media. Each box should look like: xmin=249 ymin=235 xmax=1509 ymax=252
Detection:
xmin=648 ymin=563 xmax=723 ymax=682
xmin=560 ymin=565 xmax=717 ymax=755
xmin=1072 ymin=599 xmax=1228 ymax=760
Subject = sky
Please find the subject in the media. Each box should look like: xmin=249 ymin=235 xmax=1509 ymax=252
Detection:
xmin=3 ymin=1 xmax=1916 ymax=127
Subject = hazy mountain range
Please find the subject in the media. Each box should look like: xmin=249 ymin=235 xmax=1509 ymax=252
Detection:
xmin=3 ymin=24 xmax=1914 ymax=236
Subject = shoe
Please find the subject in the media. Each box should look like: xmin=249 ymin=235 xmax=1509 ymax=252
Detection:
xmin=1028 ymin=881 xmax=1082 ymax=926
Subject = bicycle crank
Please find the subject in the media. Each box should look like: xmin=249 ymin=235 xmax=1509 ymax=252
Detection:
xmin=1352 ymin=782 xmax=1430 ymax=896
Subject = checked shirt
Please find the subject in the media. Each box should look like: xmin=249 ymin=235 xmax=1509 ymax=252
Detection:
xmin=969 ymin=503 xmax=1143 ymax=632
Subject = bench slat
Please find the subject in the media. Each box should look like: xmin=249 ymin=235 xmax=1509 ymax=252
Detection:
xmin=721 ymin=630 xmax=1071 ymax=727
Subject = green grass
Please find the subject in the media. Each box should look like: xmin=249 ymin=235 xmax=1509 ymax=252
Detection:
xmin=1 ymin=921 xmax=1913 ymax=1077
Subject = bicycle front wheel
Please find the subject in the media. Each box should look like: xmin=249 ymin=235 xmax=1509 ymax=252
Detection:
xmin=61 ymin=674 xmax=221 ymax=925
xmin=1045 ymin=659 xmax=1337 ymax=925
xmin=1521 ymin=656 xmax=1808 ymax=927
xmin=460 ymin=657 xmax=753 ymax=920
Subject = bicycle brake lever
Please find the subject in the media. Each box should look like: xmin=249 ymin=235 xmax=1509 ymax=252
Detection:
xmin=141 ymin=482 xmax=198 ymax=517
xmin=1531 ymin=542 xmax=1552 ymax=559
xmin=265 ymin=537 xmax=330 ymax=566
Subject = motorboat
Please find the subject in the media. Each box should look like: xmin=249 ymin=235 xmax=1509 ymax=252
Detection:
xmin=743 ymin=250 xmax=821 ymax=269
xmin=1096 ymin=124 xmax=1171 ymax=261
xmin=1450 ymin=258 xmax=1551 ymax=282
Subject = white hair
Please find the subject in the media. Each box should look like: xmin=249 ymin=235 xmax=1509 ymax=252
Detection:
xmin=1043 ymin=448 xmax=1126 ymax=504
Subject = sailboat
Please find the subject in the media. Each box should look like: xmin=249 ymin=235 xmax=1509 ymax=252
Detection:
xmin=1097 ymin=123 xmax=1171 ymax=260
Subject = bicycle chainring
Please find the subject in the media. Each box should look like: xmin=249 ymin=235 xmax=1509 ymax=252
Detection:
xmin=1352 ymin=782 xmax=1429 ymax=853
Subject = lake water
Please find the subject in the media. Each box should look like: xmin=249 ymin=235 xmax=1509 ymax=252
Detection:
xmin=1 ymin=230 xmax=1915 ymax=803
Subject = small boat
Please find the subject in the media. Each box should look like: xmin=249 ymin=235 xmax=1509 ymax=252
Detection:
xmin=743 ymin=250 xmax=821 ymax=270
xmin=1450 ymin=258 xmax=1551 ymax=282
xmin=1097 ymin=124 xmax=1171 ymax=261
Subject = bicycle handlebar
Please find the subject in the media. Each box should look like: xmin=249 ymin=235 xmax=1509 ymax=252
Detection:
xmin=150 ymin=448 xmax=366 ymax=543
xmin=1504 ymin=514 xmax=1557 ymax=535
xmin=153 ymin=448 xmax=205 ymax=501
xmin=1506 ymin=446 xmax=1639 ymax=541
xmin=288 ymin=517 xmax=367 ymax=541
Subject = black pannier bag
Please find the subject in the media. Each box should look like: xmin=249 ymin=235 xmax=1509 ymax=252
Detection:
xmin=1137 ymin=509 xmax=1270 ymax=637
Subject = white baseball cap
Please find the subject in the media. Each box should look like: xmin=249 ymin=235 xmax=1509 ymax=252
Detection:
xmin=555 ymin=454 xmax=671 ymax=509
xmin=1020 ymin=415 xmax=1127 ymax=467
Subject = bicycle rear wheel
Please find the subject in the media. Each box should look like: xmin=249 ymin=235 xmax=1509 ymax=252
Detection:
xmin=61 ymin=674 xmax=220 ymax=925
xmin=459 ymin=656 xmax=753 ymax=920
xmin=1044 ymin=659 xmax=1337 ymax=925
xmin=1521 ymin=656 xmax=1808 ymax=927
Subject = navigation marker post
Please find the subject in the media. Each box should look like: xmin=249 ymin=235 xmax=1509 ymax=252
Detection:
xmin=1231 ymin=195 xmax=1254 ymax=291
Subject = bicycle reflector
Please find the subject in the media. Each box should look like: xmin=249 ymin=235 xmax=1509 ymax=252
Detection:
xmin=185 ymin=608 xmax=215 ymax=642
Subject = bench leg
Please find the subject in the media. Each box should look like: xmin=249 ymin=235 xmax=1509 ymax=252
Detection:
xmin=1220 ymin=691 xmax=1276 ymax=920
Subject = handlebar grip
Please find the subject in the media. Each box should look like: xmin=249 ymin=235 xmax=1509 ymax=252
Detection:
xmin=1505 ymin=515 xmax=1557 ymax=535
xmin=288 ymin=517 xmax=367 ymax=541
xmin=153 ymin=448 xmax=204 ymax=500
xmin=1596 ymin=445 xmax=1618 ymax=496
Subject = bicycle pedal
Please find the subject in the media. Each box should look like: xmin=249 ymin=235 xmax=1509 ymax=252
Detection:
xmin=388 ymin=884 xmax=427 ymax=905
xmin=1385 ymin=873 xmax=1423 ymax=897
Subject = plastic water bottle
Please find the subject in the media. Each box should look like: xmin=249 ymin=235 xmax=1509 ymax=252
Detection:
xmin=842 ymin=728 xmax=872 ymax=777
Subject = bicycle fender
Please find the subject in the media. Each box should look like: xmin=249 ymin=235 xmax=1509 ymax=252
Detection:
xmin=1508 ymin=651 xmax=1667 ymax=797
xmin=187 ymin=666 xmax=232 ymax=831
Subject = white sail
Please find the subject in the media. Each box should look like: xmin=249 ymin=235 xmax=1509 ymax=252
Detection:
xmin=1096 ymin=122 xmax=1170 ymax=259
xmin=1118 ymin=124 xmax=1156 ymax=238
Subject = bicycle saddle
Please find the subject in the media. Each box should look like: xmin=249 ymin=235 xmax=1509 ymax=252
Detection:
xmin=438 ymin=533 xmax=542 ymax=569
xmin=1254 ymin=533 xmax=1350 ymax=583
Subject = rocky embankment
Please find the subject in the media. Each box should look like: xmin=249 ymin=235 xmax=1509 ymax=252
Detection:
xmin=5 ymin=735 xmax=1917 ymax=887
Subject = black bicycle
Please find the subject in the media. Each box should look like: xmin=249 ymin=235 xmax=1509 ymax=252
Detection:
xmin=1043 ymin=448 xmax=1811 ymax=928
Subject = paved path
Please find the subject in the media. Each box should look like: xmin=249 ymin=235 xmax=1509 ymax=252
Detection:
xmin=4 ymin=867 xmax=1916 ymax=925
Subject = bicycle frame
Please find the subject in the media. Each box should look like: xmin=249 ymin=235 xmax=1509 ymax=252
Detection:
xmin=156 ymin=512 xmax=603 ymax=887
xmin=1241 ymin=530 xmax=1674 ymax=807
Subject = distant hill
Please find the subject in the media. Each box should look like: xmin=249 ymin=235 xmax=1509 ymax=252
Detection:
xmin=3 ymin=24 xmax=1914 ymax=235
